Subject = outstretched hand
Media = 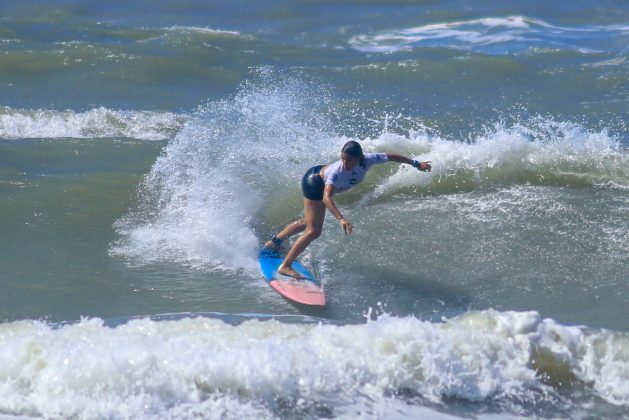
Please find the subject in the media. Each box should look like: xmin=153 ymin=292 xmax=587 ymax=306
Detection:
xmin=418 ymin=161 xmax=431 ymax=172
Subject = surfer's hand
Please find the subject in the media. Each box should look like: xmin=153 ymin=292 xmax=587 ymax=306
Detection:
xmin=339 ymin=217 xmax=353 ymax=234
xmin=418 ymin=161 xmax=431 ymax=172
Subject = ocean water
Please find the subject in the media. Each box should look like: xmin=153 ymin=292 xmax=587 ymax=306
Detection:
xmin=1 ymin=1 xmax=628 ymax=418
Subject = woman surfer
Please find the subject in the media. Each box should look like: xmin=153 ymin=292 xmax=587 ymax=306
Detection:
xmin=265 ymin=140 xmax=431 ymax=279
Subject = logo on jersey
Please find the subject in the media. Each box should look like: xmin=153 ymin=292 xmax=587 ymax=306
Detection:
xmin=349 ymin=171 xmax=358 ymax=185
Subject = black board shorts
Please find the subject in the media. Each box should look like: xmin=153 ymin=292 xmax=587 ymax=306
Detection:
xmin=301 ymin=165 xmax=325 ymax=200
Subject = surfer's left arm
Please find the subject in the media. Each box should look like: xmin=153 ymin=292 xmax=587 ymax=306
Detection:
xmin=386 ymin=153 xmax=431 ymax=172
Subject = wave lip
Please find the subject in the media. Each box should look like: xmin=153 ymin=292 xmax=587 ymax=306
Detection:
xmin=162 ymin=26 xmax=246 ymax=38
xmin=0 ymin=107 xmax=185 ymax=140
xmin=348 ymin=15 xmax=629 ymax=54
xmin=0 ymin=310 xmax=628 ymax=418
xmin=133 ymin=26 xmax=256 ymax=46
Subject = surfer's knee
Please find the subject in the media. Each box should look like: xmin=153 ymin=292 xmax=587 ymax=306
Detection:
xmin=289 ymin=219 xmax=306 ymax=232
xmin=307 ymin=226 xmax=322 ymax=240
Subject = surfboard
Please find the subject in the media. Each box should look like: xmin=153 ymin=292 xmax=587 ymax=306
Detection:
xmin=258 ymin=248 xmax=326 ymax=306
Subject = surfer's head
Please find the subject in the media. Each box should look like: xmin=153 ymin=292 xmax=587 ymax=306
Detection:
xmin=341 ymin=141 xmax=364 ymax=170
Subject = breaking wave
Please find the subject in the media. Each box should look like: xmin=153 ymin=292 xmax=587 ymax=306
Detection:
xmin=1 ymin=310 xmax=628 ymax=419
xmin=0 ymin=107 xmax=185 ymax=140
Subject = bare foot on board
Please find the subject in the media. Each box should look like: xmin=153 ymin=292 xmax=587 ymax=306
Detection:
xmin=277 ymin=265 xmax=305 ymax=280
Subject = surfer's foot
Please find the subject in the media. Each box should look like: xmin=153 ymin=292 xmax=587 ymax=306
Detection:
xmin=264 ymin=235 xmax=285 ymax=250
xmin=278 ymin=265 xmax=305 ymax=280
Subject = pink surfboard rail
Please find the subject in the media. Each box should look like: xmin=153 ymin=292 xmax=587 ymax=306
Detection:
xmin=269 ymin=279 xmax=326 ymax=306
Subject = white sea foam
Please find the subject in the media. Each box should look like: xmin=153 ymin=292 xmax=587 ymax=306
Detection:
xmin=0 ymin=107 xmax=184 ymax=140
xmin=0 ymin=310 xmax=627 ymax=418
xmin=348 ymin=16 xmax=629 ymax=54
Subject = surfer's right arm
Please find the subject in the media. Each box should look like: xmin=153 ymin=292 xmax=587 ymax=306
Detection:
xmin=322 ymin=184 xmax=353 ymax=234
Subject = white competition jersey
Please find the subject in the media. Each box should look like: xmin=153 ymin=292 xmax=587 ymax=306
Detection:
xmin=323 ymin=152 xmax=388 ymax=193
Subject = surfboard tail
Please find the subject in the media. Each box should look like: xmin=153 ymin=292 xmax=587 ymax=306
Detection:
xmin=269 ymin=279 xmax=326 ymax=306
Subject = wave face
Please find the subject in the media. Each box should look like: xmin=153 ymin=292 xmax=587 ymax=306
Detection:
xmin=349 ymin=16 xmax=629 ymax=55
xmin=111 ymin=75 xmax=629 ymax=276
xmin=1 ymin=310 xmax=628 ymax=419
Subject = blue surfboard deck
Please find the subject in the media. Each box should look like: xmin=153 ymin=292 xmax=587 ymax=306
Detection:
xmin=258 ymin=248 xmax=315 ymax=282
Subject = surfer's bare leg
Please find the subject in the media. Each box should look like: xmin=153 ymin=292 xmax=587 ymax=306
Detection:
xmin=264 ymin=219 xmax=307 ymax=249
xmin=278 ymin=198 xmax=325 ymax=278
